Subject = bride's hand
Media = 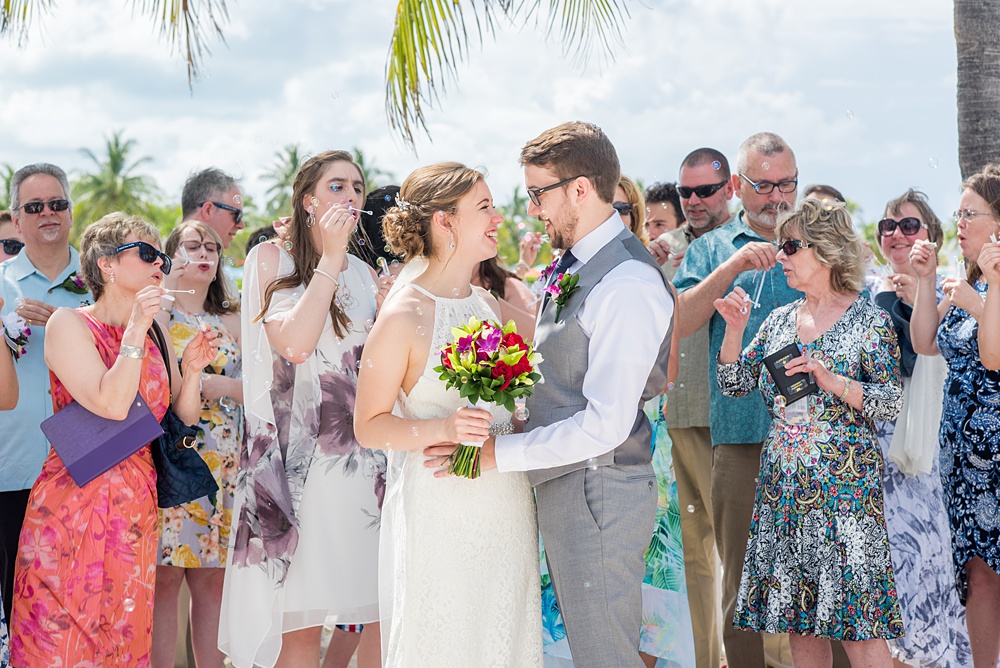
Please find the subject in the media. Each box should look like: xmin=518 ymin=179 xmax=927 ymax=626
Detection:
xmin=424 ymin=436 xmax=497 ymax=477
xmin=443 ymin=406 xmax=492 ymax=444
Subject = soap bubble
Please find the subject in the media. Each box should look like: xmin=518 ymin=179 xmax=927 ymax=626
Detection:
xmin=258 ymin=235 xmax=268 ymax=244
xmin=384 ymin=245 xmax=392 ymax=253
xmin=845 ymin=109 xmax=855 ymax=119
xmin=411 ymin=426 xmax=419 ymax=436
xmin=254 ymin=136 xmax=262 ymax=143
xmin=416 ymin=326 xmax=427 ymax=336
xmin=347 ymin=322 xmax=354 ymax=331
xmin=452 ymin=288 xmax=461 ymax=297
xmin=234 ymin=195 xmax=243 ymax=205
xmin=365 ymin=358 xmax=374 ymax=368
xmin=365 ymin=318 xmax=374 ymax=330
xmin=415 ymin=306 xmax=423 ymax=316
xmin=687 ymin=504 xmax=696 ymax=513
xmin=123 ymin=598 xmax=136 ymax=612
xmin=587 ymin=457 xmax=598 ymax=471
xmin=928 ymin=157 xmax=939 ymax=169
xmin=712 ymin=160 xmax=721 ymax=170
xmin=514 ymin=405 xmax=529 ymax=421
xmin=226 ymin=257 xmax=235 ymax=267
xmin=331 ymin=91 xmax=340 ymax=99
xmin=283 ymin=240 xmax=293 ymax=252
xmin=583 ymin=581 xmax=591 ymax=589
xmin=761 ymin=162 xmax=771 ymax=171
xmin=222 ymin=300 xmax=230 ymax=308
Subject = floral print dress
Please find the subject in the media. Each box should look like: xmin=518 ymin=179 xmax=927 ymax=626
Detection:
xmin=220 ymin=249 xmax=385 ymax=668
xmin=158 ymin=308 xmax=243 ymax=568
xmin=717 ymin=296 xmax=904 ymax=640
xmin=936 ymin=281 xmax=1000 ymax=603
xmin=1 ymin=595 xmax=8 ymax=667
xmin=10 ymin=310 xmax=168 ymax=666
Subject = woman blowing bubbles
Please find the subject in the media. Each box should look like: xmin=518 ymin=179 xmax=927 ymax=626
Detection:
xmin=715 ymin=198 xmax=903 ymax=667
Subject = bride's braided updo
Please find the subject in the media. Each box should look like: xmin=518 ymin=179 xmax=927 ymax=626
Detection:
xmin=382 ymin=162 xmax=484 ymax=261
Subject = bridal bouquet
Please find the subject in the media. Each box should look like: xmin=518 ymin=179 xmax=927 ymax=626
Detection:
xmin=434 ymin=318 xmax=542 ymax=478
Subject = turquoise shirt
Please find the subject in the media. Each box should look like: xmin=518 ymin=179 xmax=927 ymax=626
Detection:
xmin=0 ymin=248 xmax=91 ymax=491
xmin=673 ymin=212 xmax=802 ymax=446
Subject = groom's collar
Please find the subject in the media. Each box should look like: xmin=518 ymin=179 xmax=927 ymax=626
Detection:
xmin=568 ymin=211 xmax=626 ymax=265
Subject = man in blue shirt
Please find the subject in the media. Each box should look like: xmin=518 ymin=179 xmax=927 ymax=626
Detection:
xmin=0 ymin=164 xmax=91 ymax=620
xmin=673 ymin=133 xmax=802 ymax=668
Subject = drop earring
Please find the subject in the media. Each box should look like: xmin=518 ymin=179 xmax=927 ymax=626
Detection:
xmin=449 ymin=231 xmax=456 ymax=249
xmin=308 ymin=207 xmax=316 ymax=227
xmin=110 ymin=272 xmax=115 ymax=284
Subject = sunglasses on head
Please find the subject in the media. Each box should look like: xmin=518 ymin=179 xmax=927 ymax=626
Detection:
xmin=612 ymin=201 xmax=634 ymax=216
xmin=777 ymin=239 xmax=810 ymax=256
xmin=1 ymin=238 xmax=24 ymax=255
xmin=19 ymin=199 xmax=70 ymax=215
xmin=115 ymin=241 xmax=172 ymax=274
xmin=677 ymin=181 xmax=728 ymax=200
xmin=198 ymin=201 xmax=243 ymax=225
xmin=878 ymin=217 xmax=926 ymax=237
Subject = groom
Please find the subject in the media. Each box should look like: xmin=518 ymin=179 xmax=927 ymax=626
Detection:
xmin=482 ymin=122 xmax=674 ymax=666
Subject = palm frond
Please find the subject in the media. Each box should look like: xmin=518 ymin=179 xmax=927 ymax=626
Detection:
xmin=136 ymin=0 xmax=229 ymax=85
xmin=0 ymin=0 xmax=54 ymax=44
xmin=386 ymin=0 xmax=512 ymax=146
xmin=529 ymin=0 xmax=629 ymax=67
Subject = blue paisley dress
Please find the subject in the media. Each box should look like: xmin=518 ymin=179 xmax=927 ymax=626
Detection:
xmin=937 ymin=280 xmax=1000 ymax=603
xmin=717 ymin=296 xmax=904 ymax=640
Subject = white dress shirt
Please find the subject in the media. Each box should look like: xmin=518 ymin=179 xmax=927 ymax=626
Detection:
xmin=494 ymin=213 xmax=674 ymax=472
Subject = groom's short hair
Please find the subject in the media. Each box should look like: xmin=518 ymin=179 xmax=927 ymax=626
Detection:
xmin=520 ymin=121 xmax=620 ymax=204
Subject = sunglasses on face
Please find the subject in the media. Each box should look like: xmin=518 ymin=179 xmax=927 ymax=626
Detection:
xmin=180 ymin=240 xmax=221 ymax=255
xmin=777 ymin=239 xmax=810 ymax=256
xmin=19 ymin=199 xmax=70 ymax=215
xmin=1 ymin=239 xmax=24 ymax=255
xmin=878 ymin=217 xmax=926 ymax=237
xmin=612 ymin=201 xmax=634 ymax=216
xmin=739 ymin=174 xmax=798 ymax=195
xmin=526 ymin=175 xmax=586 ymax=207
xmin=677 ymin=181 xmax=728 ymax=200
xmin=199 ymin=201 xmax=243 ymax=225
xmin=115 ymin=241 xmax=172 ymax=274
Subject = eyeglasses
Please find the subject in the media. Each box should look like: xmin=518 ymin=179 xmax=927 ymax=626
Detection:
xmin=739 ymin=174 xmax=798 ymax=195
xmin=953 ymin=209 xmax=994 ymax=223
xmin=19 ymin=199 xmax=70 ymax=215
xmin=526 ymin=175 xmax=585 ymax=207
xmin=878 ymin=217 xmax=927 ymax=237
xmin=0 ymin=239 xmax=24 ymax=255
xmin=115 ymin=241 xmax=172 ymax=274
xmin=180 ymin=240 xmax=221 ymax=255
xmin=612 ymin=202 xmax=634 ymax=217
xmin=677 ymin=181 xmax=728 ymax=199
xmin=777 ymin=239 xmax=810 ymax=256
xmin=199 ymin=201 xmax=243 ymax=225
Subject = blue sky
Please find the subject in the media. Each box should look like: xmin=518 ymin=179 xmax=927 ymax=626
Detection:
xmin=0 ymin=0 xmax=960 ymax=225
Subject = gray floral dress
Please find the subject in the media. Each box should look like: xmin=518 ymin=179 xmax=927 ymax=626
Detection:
xmin=220 ymin=249 xmax=385 ymax=668
xmin=718 ymin=296 xmax=904 ymax=640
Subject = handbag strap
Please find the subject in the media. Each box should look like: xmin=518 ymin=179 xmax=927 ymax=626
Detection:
xmin=148 ymin=320 xmax=173 ymax=393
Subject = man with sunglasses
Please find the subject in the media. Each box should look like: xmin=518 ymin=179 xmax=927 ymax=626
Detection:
xmin=673 ymin=134 xmax=809 ymax=668
xmin=0 ymin=163 xmax=92 ymax=621
xmin=648 ymin=148 xmax=736 ymax=668
xmin=181 ymin=168 xmax=244 ymax=249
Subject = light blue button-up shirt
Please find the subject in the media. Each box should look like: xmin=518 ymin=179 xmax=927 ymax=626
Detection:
xmin=673 ymin=212 xmax=803 ymax=446
xmin=0 ymin=248 xmax=91 ymax=491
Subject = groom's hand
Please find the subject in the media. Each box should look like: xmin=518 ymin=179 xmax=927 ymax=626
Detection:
xmin=424 ymin=436 xmax=498 ymax=478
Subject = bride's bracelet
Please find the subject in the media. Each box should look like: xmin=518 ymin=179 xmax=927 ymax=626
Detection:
xmin=313 ymin=268 xmax=338 ymax=288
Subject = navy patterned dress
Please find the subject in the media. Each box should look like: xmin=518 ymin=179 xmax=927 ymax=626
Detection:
xmin=718 ymin=296 xmax=904 ymax=640
xmin=936 ymin=280 xmax=1000 ymax=603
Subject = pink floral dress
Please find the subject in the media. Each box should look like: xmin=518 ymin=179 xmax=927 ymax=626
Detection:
xmin=10 ymin=309 xmax=168 ymax=667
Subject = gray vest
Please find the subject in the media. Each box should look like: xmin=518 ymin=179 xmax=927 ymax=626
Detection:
xmin=525 ymin=229 xmax=674 ymax=486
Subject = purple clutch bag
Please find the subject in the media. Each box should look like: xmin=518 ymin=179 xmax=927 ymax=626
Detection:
xmin=41 ymin=394 xmax=164 ymax=487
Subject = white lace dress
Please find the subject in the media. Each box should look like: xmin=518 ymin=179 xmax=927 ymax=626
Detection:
xmin=380 ymin=284 xmax=542 ymax=667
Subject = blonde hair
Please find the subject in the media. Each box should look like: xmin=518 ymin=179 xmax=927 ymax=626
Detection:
xmin=382 ymin=162 xmax=485 ymax=261
xmin=775 ymin=198 xmax=865 ymax=294
xmin=618 ymin=175 xmax=648 ymax=246
xmin=80 ymin=212 xmax=161 ymax=301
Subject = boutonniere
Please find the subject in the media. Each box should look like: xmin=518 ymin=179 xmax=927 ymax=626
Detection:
xmin=538 ymin=257 xmax=559 ymax=284
xmin=544 ymin=272 xmax=580 ymax=319
xmin=3 ymin=311 xmax=31 ymax=361
xmin=49 ymin=271 xmax=88 ymax=295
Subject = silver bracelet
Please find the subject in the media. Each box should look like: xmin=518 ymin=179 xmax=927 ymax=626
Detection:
xmin=313 ymin=268 xmax=338 ymax=287
xmin=119 ymin=344 xmax=145 ymax=359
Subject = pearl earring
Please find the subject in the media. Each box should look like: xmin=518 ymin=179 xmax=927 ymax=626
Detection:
xmin=110 ymin=272 xmax=115 ymax=284
xmin=449 ymin=233 xmax=455 ymax=250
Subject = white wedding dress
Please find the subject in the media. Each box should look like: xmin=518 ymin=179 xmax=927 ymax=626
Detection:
xmin=380 ymin=284 xmax=542 ymax=667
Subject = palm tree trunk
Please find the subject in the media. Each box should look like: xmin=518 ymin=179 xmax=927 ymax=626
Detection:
xmin=955 ymin=0 xmax=1000 ymax=179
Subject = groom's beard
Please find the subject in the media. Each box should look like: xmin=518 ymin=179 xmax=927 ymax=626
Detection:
xmin=547 ymin=207 xmax=579 ymax=251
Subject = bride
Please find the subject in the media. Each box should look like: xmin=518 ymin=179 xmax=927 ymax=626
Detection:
xmin=354 ymin=162 xmax=542 ymax=666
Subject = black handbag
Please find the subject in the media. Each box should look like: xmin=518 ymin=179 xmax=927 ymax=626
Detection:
xmin=149 ymin=321 xmax=220 ymax=509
